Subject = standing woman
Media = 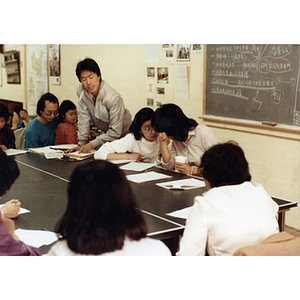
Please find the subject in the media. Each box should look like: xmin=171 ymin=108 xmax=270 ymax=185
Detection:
xmin=151 ymin=103 xmax=219 ymax=176
xmin=46 ymin=160 xmax=171 ymax=256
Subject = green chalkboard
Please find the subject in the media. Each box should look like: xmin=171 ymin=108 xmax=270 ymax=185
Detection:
xmin=205 ymin=44 xmax=300 ymax=126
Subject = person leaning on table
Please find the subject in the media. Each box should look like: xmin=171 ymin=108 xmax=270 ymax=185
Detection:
xmin=67 ymin=58 xmax=132 ymax=154
xmin=176 ymin=142 xmax=279 ymax=256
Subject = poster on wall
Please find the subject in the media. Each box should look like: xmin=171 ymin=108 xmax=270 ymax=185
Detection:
xmin=49 ymin=44 xmax=60 ymax=85
xmin=26 ymin=45 xmax=48 ymax=106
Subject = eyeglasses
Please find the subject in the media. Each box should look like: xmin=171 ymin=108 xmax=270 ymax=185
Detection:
xmin=43 ymin=110 xmax=58 ymax=116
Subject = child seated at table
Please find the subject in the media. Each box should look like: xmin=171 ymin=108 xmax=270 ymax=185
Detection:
xmin=0 ymin=149 xmax=41 ymax=255
xmin=176 ymin=142 xmax=279 ymax=256
xmin=46 ymin=160 xmax=171 ymax=256
xmin=0 ymin=103 xmax=15 ymax=150
xmin=16 ymin=109 xmax=28 ymax=129
xmin=54 ymin=100 xmax=78 ymax=145
xmin=94 ymin=107 xmax=165 ymax=163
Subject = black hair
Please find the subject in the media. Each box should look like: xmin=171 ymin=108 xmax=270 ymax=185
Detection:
xmin=129 ymin=107 xmax=155 ymax=140
xmin=0 ymin=103 xmax=10 ymax=122
xmin=36 ymin=93 xmax=59 ymax=116
xmin=57 ymin=100 xmax=77 ymax=124
xmin=55 ymin=160 xmax=148 ymax=255
xmin=151 ymin=103 xmax=198 ymax=142
xmin=19 ymin=109 xmax=28 ymax=116
xmin=75 ymin=58 xmax=102 ymax=83
xmin=0 ymin=149 xmax=20 ymax=197
xmin=199 ymin=142 xmax=251 ymax=188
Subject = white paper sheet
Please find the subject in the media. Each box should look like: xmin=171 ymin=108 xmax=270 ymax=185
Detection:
xmin=174 ymin=64 xmax=189 ymax=100
xmin=50 ymin=144 xmax=78 ymax=150
xmin=126 ymin=171 xmax=172 ymax=183
xmin=15 ymin=228 xmax=58 ymax=248
xmin=4 ymin=149 xmax=28 ymax=156
xmin=166 ymin=206 xmax=193 ymax=219
xmin=156 ymin=178 xmax=206 ymax=190
xmin=108 ymin=159 xmax=136 ymax=165
xmin=120 ymin=162 xmax=155 ymax=171
xmin=0 ymin=204 xmax=30 ymax=215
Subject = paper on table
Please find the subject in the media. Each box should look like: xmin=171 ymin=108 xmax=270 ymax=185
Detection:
xmin=28 ymin=146 xmax=57 ymax=154
xmin=126 ymin=171 xmax=172 ymax=183
xmin=108 ymin=159 xmax=136 ymax=165
xmin=15 ymin=228 xmax=58 ymax=248
xmin=120 ymin=161 xmax=155 ymax=171
xmin=4 ymin=149 xmax=28 ymax=156
xmin=50 ymin=144 xmax=78 ymax=150
xmin=166 ymin=206 xmax=193 ymax=219
xmin=156 ymin=178 xmax=206 ymax=190
xmin=0 ymin=204 xmax=30 ymax=215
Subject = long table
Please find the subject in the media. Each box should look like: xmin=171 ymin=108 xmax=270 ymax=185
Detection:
xmin=1 ymin=152 xmax=298 ymax=254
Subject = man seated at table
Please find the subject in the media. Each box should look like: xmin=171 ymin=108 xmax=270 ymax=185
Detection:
xmin=25 ymin=93 xmax=59 ymax=149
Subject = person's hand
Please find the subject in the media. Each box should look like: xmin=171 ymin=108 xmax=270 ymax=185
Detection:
xmin=1 ymin=216 xmax=20 ymax=241
xmin=130 ymin=153 xmax=145 ymax=162
xmin=175 ymin=162 xmax=191 ymax=175
xmin=0 ymin=144 xmax=8 ymax=151
xmin=1 ymin=199 xmax=21 ymax=218
xmin=77 ymin=143 xmax=93 ymax=153
xmin=65 ymin=143 xmax=93 ymax=154
xmin=158 ymin=132 xmax=169 ymax=145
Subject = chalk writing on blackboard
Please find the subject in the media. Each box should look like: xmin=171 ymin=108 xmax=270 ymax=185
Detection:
xmin=205 ymin=45 xmax=300 ymax=127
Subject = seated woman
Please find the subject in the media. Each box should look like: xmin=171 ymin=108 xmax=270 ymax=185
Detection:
xmin=176 ymin=142 xmax=279 ymax=256
xmin=94 ymin=107 xmax=164 ymax=163
xmin=0 ymin=103 xmax=16 ymax=150
xmin=0 ymin=149 xmax=41 ymax=255
xmin=46 ymin=160 xmax=171 ymax=256
xmin=151 ymin=103 xmax=219 ymax=175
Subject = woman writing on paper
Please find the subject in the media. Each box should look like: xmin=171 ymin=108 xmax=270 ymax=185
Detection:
xmin=94 ymin=107 xmax=167 ymax=163
xmin=176 ymin=142 xmax=279 ymax=256
xmin=151 ymin=103 xmax=219 ymax=176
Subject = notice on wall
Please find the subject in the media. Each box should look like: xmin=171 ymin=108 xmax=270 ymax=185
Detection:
xmin=26 ymin=45 xmax=48 ymax=105
xmin=146 ymin=45 xmax=159 ymax=64
xmin=174 ymin=64 xmax=189 ymax=100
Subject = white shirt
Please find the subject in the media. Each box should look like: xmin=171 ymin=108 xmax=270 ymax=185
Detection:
xmin=162 ymin=124 xmax=219 ymax=170
xmin=176 ymin=182 xmax=279 ymax=256
xmin=94 ymin=133 xmax=161 ymax=163
xmin=46 ymin=237 xmax=171 ymax=256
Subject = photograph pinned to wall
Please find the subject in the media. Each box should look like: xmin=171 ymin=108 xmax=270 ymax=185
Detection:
xmin=157 ymin=67 xmax=168 ymax=84
xmin=147 ymin=98 xmax=154 ymax=108
xmin=147 ymin=67 xmax=155 ymax=78
xmin=49 ymin=44 xmax=60 ymax=85
xmin=192 ymin=44 xmax=202 ymax=57
xmin=177 ymin=44 xmax=191 ymax=61
xmin=156 ymin=87 xmax=165 ymax=98
xmin=163 ymin=49 xmax=173 ymax=61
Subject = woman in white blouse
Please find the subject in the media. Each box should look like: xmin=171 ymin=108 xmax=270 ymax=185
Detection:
xmin=151 ymin=103 xmax=219 ymax=176
xmin=176 ymin=142 xmax=279 ymax=256
xmin=94 ymin=107 xmax=162 ymax=163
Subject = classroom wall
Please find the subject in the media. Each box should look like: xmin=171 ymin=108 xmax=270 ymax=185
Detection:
xmin=0 ymin=44 xmax=299 ymax=229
